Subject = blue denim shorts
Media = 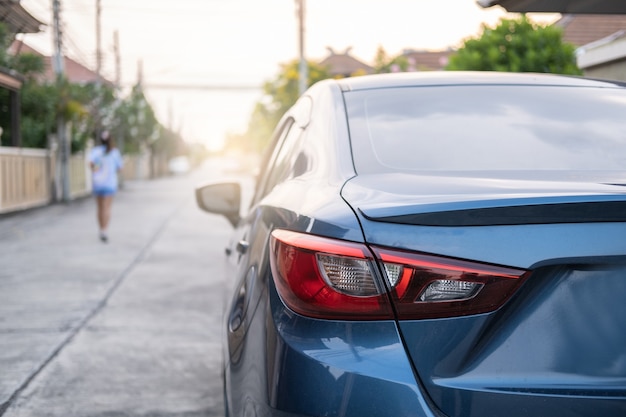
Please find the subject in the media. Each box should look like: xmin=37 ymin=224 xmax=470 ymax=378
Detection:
xmin=93 ymin=187 xmax=116 ymax=197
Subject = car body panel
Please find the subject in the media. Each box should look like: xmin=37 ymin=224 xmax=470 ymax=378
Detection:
xmin=335 ymin=71 xmax=622 ymax=91
xmin=221 ymin=192 xmax=436 ymax=417
xmin=397 ymin=262 xmax=626 ymax=417
xmin=342 ymin=172 xmax=626 ymax=416
xmin=265 ymin=287 xmax=437 ymax=417
xmin=342 ymin=173 xmax=626 ymax=268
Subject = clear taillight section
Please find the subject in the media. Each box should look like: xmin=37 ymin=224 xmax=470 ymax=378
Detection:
xmin=270 ymin=230 xmax=529 ymax=320
xmin=372 ymin=248 xmax=528 ymax=319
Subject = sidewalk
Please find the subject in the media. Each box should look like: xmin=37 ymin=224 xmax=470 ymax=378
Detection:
xmin=0 ymin=160 xmax=242 ymax=416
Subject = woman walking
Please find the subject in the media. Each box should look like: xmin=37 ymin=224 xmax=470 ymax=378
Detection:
xmin=89 ymin=130 xmax=123 ymax=242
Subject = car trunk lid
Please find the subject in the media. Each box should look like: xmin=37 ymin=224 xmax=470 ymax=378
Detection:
xmin=342 ymin=172 xmax=626 ymax=417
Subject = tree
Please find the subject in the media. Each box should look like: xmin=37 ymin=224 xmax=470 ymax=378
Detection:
xmin=235 ymin=59 xmax=331 ymax=153
xmin=446 ymin=15 xmax=581 ymax=75
xmin=0 ymin=22 xmax=105 ymax=149
xmin=0 ymin=23 xmax=11 ymax=66
xmin=0 ymin=24 xmax=56 ymax=148
xmin=373 ymin=46 xmax=409 ymax=73
xmin=113 ymin=84 xmax=159 ymax=154
xmin=1 ymin=23 xmax=164 ymax=153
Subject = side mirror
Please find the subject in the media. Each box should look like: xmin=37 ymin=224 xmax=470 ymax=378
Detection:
xmin=195 ymin=182 xmax=241 ymax=227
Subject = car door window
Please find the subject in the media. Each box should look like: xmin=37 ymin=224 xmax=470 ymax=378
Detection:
xmin=262 ymin=123 xmax=305 ymax=194
xmin=251 ymin=118 xmax=306 ymax=205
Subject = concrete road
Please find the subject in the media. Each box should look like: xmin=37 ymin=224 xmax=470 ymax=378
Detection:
xmin=0 ymin=159 xmax=250 ymax=416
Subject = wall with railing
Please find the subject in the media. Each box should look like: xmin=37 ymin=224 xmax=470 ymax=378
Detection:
xmin=0 ymin=146 xmax=93 ymax=214
xmin=0 ymin=147 xmax=52 ymax=214
xmin=68 ymin=150 xmax=92 ymax=199
xmin=121 ymin=152 xmax=169 ymax=180
xmin=0 ymin=145 xmax=170 ymax=215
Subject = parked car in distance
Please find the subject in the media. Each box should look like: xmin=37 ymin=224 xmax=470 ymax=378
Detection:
xmin=196 ymin=72 xmax=626 ymax=417
xmin=168 ymin=156 xmax=190 ymax=175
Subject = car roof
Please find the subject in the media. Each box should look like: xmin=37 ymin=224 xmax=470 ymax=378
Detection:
xmin=334 ymin=71 xmax=626 ymax=91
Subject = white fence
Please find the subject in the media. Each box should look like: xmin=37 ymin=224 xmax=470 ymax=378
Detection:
xmin=0 ymin=146 xmax=96 ymax=214
xmin=0 ymin=145 xmax=169 ymax=214
xmin=0 ymin=147 xmax=54 ymax=214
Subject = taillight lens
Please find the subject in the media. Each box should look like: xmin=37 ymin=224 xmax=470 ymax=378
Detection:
xmin=270 ymin=230 xmax=529 ymax=320
xmin=270 ymin=229 xmax=394 ymax=319
xmin=372 ymin=247 xmax=529 ymax=319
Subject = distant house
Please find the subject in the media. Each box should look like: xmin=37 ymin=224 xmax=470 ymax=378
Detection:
xmin=556 ymin=14 xmax=626 ymax=47
xmin=9 ymin=40 xmax=113 ymax=87
xmin=0 ymin=0 xmax=43 ymax=147
xmin=401 ymin=49 xmax=452 ymax=71
xmin=399 ymin=15 xmax=626 ymax=75
xmin=319 ymin=46 xmax=453 ymax=76
xmin=556 ymin=14 xmax=626 ymax=81
xmin=0 ymin=1 xmax=42 ymax=36
xmin=319 ymin=47 xmax=374 ymax=78
xmin=320 ymin=13 xmax=626 ymax=80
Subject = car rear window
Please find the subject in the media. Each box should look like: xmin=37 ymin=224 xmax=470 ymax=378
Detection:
xmin=344 ymin=85 xmax=626 ymax=173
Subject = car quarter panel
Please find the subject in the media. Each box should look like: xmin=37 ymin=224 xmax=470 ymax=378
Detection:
xmin=222 ymin=80 xmax=437 ymax=417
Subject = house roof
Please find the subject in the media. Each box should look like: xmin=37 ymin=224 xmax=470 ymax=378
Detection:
xmin=9 ymin=40 xmax=112 ymax=86
xmin=478 ymin=0 xmax=626 ymax=14
xmin=319 ymin=47 xmax=373 ymax=77
xmin=576 ymin=30 xmax=626 ymax=69
xmin=402 ymin=50 xmax=452 ymax=71
xmin=0 ymin=66 xmax=22 ymax=90
xmin=0 ymin=1 xmax=44 ymax=34
xmin=556 ymin=14 xmax=626 ymax=47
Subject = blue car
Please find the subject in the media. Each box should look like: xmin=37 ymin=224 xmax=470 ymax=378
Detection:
xmin=196 ymin=72 xmax=626 ymax=417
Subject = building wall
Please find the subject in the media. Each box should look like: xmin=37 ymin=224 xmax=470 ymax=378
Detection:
xmin=583 ymin=59 xmax=626 ymax=82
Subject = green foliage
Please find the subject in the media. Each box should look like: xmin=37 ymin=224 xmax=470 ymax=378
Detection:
xmin=233 ymin=59 xmax=331 ymax=153
xmin=2 ymin=26 xmax=141 ymax=151
xmin=1 ymin=22 xmax=177 ymax=158
xmin=1 ymin=23 xmax=51 ymax=147
xmin=373 ymin=46 xmax=409 ymax=73
xmin=0 ymin=88 xmax=12 ymax=146
xmin=112 ymin=84 xmax=159 ymax=154
xmin=447 ymin=16 xmax=581 ymax=75
xmin=19 ymin=83 xmax=57 ymax=148
xmin=9 ymin=53 xmax=45 ymax=78
xmin=0 ymin=23 xmax=10 ymax=64
xmin=262 ymin=59 xmax=331 ymax=123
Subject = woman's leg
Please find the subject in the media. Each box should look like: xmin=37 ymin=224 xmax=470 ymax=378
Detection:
xmin=96 ymin=194 xmax=114 ymax=241
xmin=96 ymin=195 xmax=106 ymax=230
xmin=100 ymin=195 xmax=114 ymax=231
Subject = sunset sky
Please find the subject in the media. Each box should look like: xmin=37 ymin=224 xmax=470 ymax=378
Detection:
xmin=17 ymin=0 xmax=559 ymax=150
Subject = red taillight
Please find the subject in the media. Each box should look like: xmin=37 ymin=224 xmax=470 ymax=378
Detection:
xmin=270 ymin=230 xmax=394 ymax=320
xmin=372 ymin=247 xmax=529 ymax=319
xmin=270 ymin=230 xmax=529 ymax=320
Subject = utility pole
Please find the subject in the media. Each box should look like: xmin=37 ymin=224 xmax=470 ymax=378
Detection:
xmin=52 ymin=0 xmax=64 ymax=76
xmin=52 ymin=0 xmax=70 ymax=202
xmin=296 ymin=0 xmax=307 ymax=96
xmin=95 ymin=0 xmax=102 ymax=88
xmin=114 ymin=30 xmax=121 ymax=88
xmin=94 ymin=0 xmax=103 ymax=142
xmin=113 ymin=30 xmax=124 ymax=188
